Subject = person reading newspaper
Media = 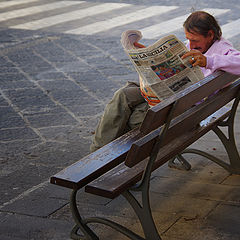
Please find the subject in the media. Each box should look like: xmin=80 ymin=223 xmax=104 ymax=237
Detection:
xmin=90 ymin=11 xmax=240 ymax=153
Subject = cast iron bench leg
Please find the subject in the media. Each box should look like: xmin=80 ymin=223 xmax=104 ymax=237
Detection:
xmin=70 ymin=189 xmax=99 ymax=240
xmin=70 ymin=189 xmax=148 ymax=240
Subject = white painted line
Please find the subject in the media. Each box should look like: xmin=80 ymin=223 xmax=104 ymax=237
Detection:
xmin=0 ymin=1 xmax=83 ymax=22
xmin=222 ymin=18 xmax=240 ymax=39
xmin=0 ymin=0 xmax=38 ymax=9
xmin=65 ymin=5 xmax=178 ymax=35
xmin=141 ymin=8 xmax=230 ymax=39
xmin=10 ymin=3 xmax=130 ymax=30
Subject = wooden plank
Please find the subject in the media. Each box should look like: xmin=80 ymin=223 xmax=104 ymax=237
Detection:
xmin=126 ymin=80 xmax=240 ymax=167
xmin=50 ymin=128 xmax=141 ymax=189
xmin=85 ymin=106 xmax=230 ymax=199
xmin=140 ymin=72 xmax=239 ymax=134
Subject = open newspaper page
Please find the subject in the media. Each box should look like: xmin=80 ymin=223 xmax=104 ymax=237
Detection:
xmin=121 ymin=30 xmax=204 ymax=101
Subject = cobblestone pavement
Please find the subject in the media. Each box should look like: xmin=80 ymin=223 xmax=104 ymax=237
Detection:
xmin=0 ymin=1 xmax=240 ymax=239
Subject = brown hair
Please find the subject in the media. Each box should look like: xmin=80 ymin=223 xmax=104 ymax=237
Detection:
xmin=183 ymin=11 xmax=222 ymax=41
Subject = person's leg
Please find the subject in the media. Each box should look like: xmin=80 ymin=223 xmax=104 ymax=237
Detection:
xmin=90 ymin=82 xmax=146 ymax=152
xmin=128 ymin=102 xmax=149 ymax=130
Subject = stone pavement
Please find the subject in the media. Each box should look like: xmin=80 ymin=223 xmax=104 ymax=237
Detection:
xmin=0 ymin=28 xmax=240 ymax=240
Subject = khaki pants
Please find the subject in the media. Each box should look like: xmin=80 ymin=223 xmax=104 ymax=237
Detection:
xmin=90 ymin=82 xmax=149 ymax=152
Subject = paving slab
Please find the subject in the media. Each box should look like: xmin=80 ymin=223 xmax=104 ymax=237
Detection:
xmin=0 ymin=212 xmax=73 ymax=240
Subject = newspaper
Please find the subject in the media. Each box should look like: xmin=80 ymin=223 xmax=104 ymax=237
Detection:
xmin=121 ymin=30 xmax=204 ymax=102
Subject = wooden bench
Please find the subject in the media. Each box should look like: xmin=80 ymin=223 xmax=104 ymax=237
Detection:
xmin=50 ymin=71 xmax=240 ymax=240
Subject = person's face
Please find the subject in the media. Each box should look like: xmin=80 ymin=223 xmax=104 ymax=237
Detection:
xmin=184 ymin=29 xmax=214 ymax=54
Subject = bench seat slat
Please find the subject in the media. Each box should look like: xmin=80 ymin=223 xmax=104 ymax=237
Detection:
xmin=85 ymin=106 xmax=231 ymax=199
xmin=50 ymin=129 xmax=141 ymax=189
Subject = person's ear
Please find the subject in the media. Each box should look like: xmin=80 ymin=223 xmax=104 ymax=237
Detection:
xmin=208 ymin=30 xmax=214 ymax=41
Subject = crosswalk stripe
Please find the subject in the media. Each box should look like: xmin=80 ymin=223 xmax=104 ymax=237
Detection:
xmin=222 ymin=19 xmax=240 ymax=39
xmin=141 ymin=8 xmax=230 ymax=39
xmin=65 ymin=6 xmax=178 ymax=35
xmin=0 ymin=0 xmax=38 ymax=9
xmin=0 ymin=1 xmax=83 ymax=22
xmin=10 ymin=3 xmax=130 ymax=30
xmin=2 ymin=2 xmax=238 ymax=41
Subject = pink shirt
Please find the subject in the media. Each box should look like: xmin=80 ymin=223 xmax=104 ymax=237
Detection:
xmin=186 ymin=38 xmax=240 ymax=77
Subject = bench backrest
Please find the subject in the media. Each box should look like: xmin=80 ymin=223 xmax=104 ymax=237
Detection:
xmin=125 ymin=72 xmax=240 ymax=167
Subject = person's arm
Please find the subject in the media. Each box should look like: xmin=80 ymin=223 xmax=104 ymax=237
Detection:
xmin=206 ymin=49 xmax=240 ymax=75
xmin=182 ymin=49 xmax=240 ymax=75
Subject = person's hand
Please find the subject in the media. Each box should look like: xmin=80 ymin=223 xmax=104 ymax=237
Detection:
xmin=134 ymin=42 xmax=146 ymax=48
xmin=182 ymin=50 xmax=207 ymax=67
